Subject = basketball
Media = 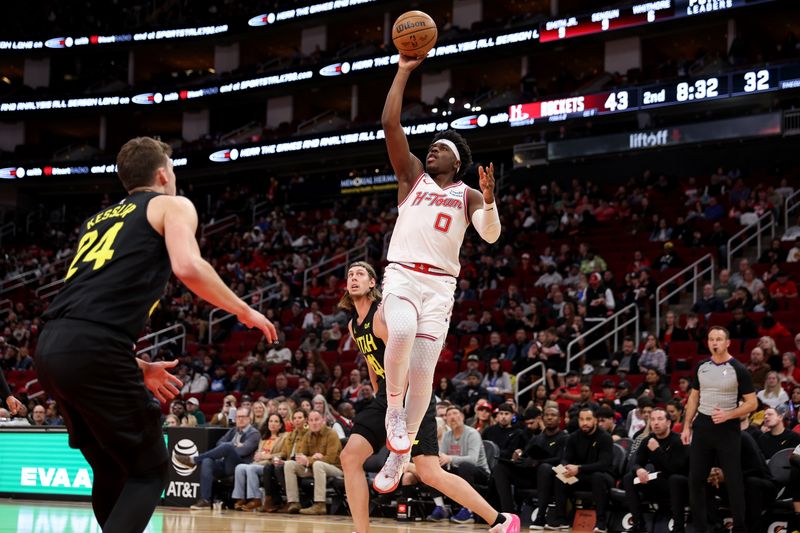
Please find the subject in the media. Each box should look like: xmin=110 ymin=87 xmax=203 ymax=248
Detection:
xmin=391 ymin=11 xmax=438 ymax=58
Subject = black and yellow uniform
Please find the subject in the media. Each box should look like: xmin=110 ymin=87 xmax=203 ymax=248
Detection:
xmin=36 ymin=192 xmax=172 ymax=530
xmin=349 ymin=300 xmax=438 ymax=456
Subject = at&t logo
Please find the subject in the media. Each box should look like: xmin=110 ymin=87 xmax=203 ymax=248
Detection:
xmin=171 ymin=438 xmax=198 ymax=476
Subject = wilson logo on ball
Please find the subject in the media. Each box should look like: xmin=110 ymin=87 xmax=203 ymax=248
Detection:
xmin=172 ymin=438 xmax=198 ymax=476
xmin=395 ymin=21 xmax=428 ymax=33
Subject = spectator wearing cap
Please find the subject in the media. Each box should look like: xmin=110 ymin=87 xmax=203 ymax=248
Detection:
xmin=632 ymin=368 xmax=673 ymax=404
xmin=482 ymin=403 xmax=522 ymax=460
xmin=186 ymin=397 xmax=206 ymax=426
xmin=453 ymin=354 xmax=483 ymax=389
xmin=466 ymin=399 xmax=494 ymax=434
xmin=606 ymin=336 xmax=640 ymax=375
xmin=596 ymin=380 xmax=618 ymax=403
xmin=493 ymin=405 xmax=566 ymax=514
xmin=580 ymin=272 xmax=615 ymax=321
xmin=596 ymin=407 xmax=626 ymax=440
xmin=455 ymin=371 xmax=489 ymax=418
xmin=481 ymin=357 xmax=512 ymax=405
xmin=550 ymin=371 xmax=582 ymax=413
xmin=566 ymin=385 xmax=600 ymax=432
xmin=170 ymin=399 xmax=198 ymax=427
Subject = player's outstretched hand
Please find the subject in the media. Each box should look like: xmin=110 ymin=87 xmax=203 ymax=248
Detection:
xmin=139 ymin=359 xmax=183 ymax=403
xmin=238 ymin=307 xmax=278 ymax=343
xmin=5 ymin=395 xmax=23 ymax=415
xmin=478 ymin=162 xmax=495 ymax=204
xmin=398 ymin=53 xmax=425 ymax=72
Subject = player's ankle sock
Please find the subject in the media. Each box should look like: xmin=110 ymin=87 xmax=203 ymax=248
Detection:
xmin=491 ymin=513 xmax=507 ymax=527
xmin=433 ymin=497 xmax=445 ymax=507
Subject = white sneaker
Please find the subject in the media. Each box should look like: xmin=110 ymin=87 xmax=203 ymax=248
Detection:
xmin=489 ymin=513 xmax=521 ymax=533
xmin=385 ymin=406 xmax=411 ymax=454
xmin=372 ymin=451 xmax=410 ymax=493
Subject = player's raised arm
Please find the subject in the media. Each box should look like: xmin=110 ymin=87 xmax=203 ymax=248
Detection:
xmin=382 ymin=55 xmax=425 ymax=202
xmin=155 ymin=195 xmax=277 ymax=342
xmin=467 ymin=163 xmax=501 ymax=243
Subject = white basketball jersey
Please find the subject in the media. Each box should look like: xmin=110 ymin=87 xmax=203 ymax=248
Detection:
xmin=387 ymin=172 xmax=471 ymax=277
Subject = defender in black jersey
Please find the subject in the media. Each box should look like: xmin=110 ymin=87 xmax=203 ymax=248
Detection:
xmin=337 ymin=262 xmax=519 ymax=533
xmin=35 ymin=137 xmax=277 ymax=533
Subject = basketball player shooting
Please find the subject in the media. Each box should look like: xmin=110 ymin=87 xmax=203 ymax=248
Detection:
xmin=339 ymin=262 xmax=519 ymax=533
xmin=380 ymin=54 xmax=501 ymax=476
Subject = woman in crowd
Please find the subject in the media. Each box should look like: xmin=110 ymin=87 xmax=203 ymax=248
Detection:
xmin=251 ymin=400 xmax=269 ymax=429
xmin=638 ymin=334 xmax=667 ymax=375
xmin=261 ymin=409 xmax=309 ymax=513
xmin=232 ymin=413 xmax=286 ymax=511
xmin=481 ymin=357 xmax=513 ymax=405
xmin=760 ymin=371 xmax=790 ymax=408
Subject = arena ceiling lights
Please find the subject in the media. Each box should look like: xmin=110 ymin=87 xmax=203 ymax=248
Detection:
xmin=0 ymin=0 xmax=377 ymax=51
xmin=0 ymin=0 xmax=777 ymax=113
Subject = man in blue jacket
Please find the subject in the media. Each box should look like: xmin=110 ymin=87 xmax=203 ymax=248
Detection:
xmin=176 ymin=406 xmax=260 ymax=509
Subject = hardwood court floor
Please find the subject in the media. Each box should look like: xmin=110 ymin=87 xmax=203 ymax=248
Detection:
xmin=0 ymin=499 xmax=511 ymax=533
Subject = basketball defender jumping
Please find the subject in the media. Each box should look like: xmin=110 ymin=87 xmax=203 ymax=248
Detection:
xmin=35 ymin=138 xmax=277 ymax=533
xmin=338 ymin=262 xmax=519 ymax=533
xmin=380 ymin=53 xmax=501 ymax=476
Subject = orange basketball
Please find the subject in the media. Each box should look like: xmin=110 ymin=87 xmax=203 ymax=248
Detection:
xmin=391 ymin=11 xmax=438 ymax=58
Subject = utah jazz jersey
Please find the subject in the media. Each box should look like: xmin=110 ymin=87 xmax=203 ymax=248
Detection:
xmin=43 ymin=192 xmax=172 ymax=343
xmin=351 ymin=301 xmax=388 ymax=398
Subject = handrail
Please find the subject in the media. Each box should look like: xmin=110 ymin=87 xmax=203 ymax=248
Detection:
xmin=207 ymin=281 xmax=280 ymax=344
xmin=0 ymin=299 xmax=12 ymax=317
xmin=726 ymin=211 xmax=775 ymax=269
xmin=303 ymin=243 xmax=368 ymax=290
xmin=200 ymin=214 xmax=238 ymax=240
xmin=514 ymin=361 xmax=546 ymax=406
xmin=0 ymin=222 xmax=14 ymax=246
xmin=252 ymin=201 xmax=269 ymax=224
xmin=654 ymin=254 xmax=715 ymax=334
xmin=0 ymin=269 xmax=41 ymax=295
xmin=785 ymin=189 xmax=800 ymax=232
xmin=34 ymin=279 xmax=65 ymax=300
xmin=136 ymin=323 xmax=186 ymax=358
xmin=566 ymin=303 xmax=639 ymax=373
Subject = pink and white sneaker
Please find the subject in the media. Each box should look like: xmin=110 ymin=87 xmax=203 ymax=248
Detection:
xmin=488 ymin=513 xmax=521 ymax=533
xmin=385 ymin=406 xmax=411 ymax=454
xmin=372 ymin=451 xmax=410 ymax=494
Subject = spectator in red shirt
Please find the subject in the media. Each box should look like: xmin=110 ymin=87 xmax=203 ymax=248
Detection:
xmin=769 ymin=271 xmax=798 ymax=299
xmin=781 ymin=352 xmax=800 ymax=389
xmin=758 ymin=315 xmax=792 ymax=339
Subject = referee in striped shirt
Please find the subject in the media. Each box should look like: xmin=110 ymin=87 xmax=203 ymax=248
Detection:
xmin=681 ymin=326 xmax=756 ymax=533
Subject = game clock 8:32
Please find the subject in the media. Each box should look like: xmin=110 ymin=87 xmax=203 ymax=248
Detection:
xmin=640 ymin=76 xmax=730 ymax=108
